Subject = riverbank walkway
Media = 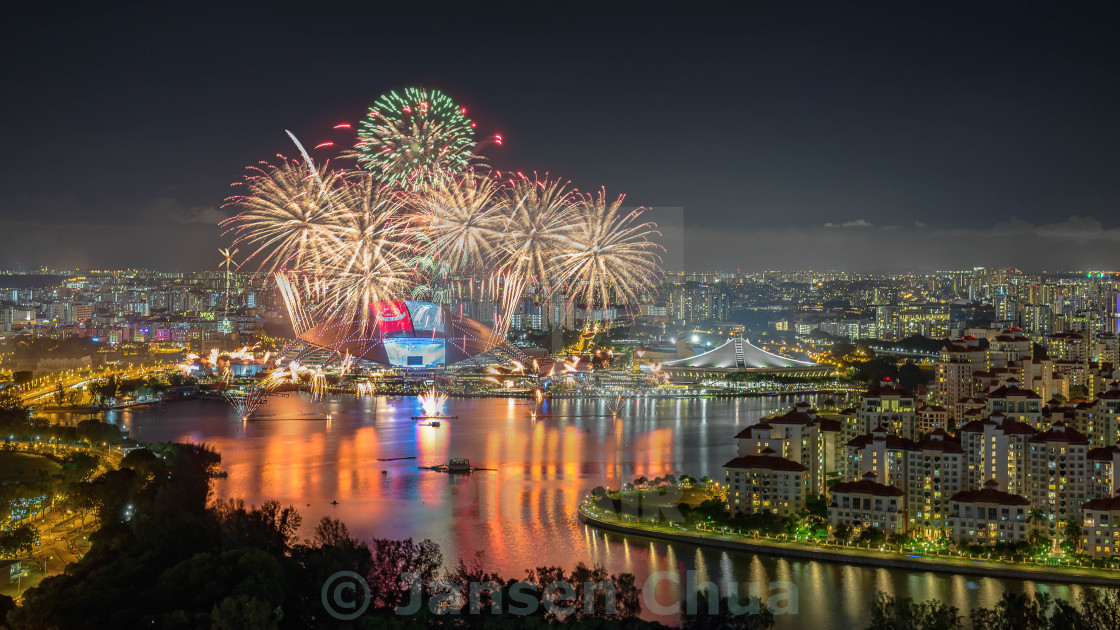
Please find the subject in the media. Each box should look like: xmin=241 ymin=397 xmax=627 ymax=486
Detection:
xmin=578 ymin=501 xmax=1120 ymax=587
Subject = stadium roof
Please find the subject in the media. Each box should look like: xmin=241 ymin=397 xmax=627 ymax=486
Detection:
xmin=295 ymin=300 xmax=526 ymax=369
xmin=663 ymin=337 xmax=815 ymax=369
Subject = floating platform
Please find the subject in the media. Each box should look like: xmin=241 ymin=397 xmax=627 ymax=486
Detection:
xmin=375 ymin=456 xmax=417 ymax=462
xmin=420 ymin=458 xmax=493 ymax=474
xmin=410 ymin=415 xmax=457 ymax=420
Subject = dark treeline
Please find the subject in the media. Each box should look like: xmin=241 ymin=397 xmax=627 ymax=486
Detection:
xmin=4 ymin=435 xmax=776 ymax=629
xmin=867 ymin=590 xmax=1120 ymax=630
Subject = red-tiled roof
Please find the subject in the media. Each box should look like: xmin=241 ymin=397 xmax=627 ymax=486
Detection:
xmin=830 ymin=478 xmax=904 ymax=497
xmin=1028 ymin=422 xmax=1089 ymax=445
xmin=1084 ymin=496 xmax=1120 ymax=511
xmin=723 ymin=454 xmax=807 ymax=472
xmin=734 ymin=423 xmax=772 ymax=439
xmin=958 ymin=416 xmax=1037 ymax=436
xmin=1097 ymin=388 xmax=1120 ymax=400
xmin=768 ymin=409 xmax=816 ymax=425
xmin=911 ymin=432 xmax=964 ymax=453
xmin=846 ymin=432 xmax=915 ymax=449
xmin=987 ymin=385 xmax=1041 ymax=399
xmin=864 ymin=383 xmax=916 ymax=398
xmin=1088 ymin=446 xmax=1120 ymax=461
xmin=816 ymin=418 xmax=842 ymax=432
xmin=950 ymin=487 xmax=1030 ymax=506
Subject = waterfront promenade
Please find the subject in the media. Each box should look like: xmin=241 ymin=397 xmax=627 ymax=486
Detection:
xmin=578 ymin=501 xmax=1120 ymax=587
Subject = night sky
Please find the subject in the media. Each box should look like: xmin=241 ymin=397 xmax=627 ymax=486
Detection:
xmin=5 ymin=4 xmax=1120 ymax=272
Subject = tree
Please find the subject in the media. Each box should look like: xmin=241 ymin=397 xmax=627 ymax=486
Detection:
xmin=0 ymin=595 xmax=14 ymax=626
xmin=366 ymin=537 xmax=443 ymax=612
xmin=832 ymin=524 xmax=853 ymax=544
xmin=92 ymin=376 xmax=119 ymax=405
xmin=1061 ymin=519 xmax=1083 ymax=554
xmin=1077 ymin=589 xmax=1120 ymax=630
xmin=1027 ymin=507 xmax=1045 ymax=534
xmin=1026 ymin=531 xmax=1051 ymax=556
xmin=857 ymin=527 xmax=887 ymax=547
xmin=52 ymin=383 xmax=66 ymax=407
xmin=831 ymin=340 xmax=856 ymax=360
xmin=77 ymin=419 xmax=124 ymax=446
xmin=897 ymin=360 xmax=932 ymax=390
xmin=311 ymin=516 xmax=351 ymax=547
xmin=970 ymin=592 xmax=1055 ymax=630
xmin=0 ymin=387 xmax=24 ymax=411
xmin=868 ymin=592 xmax=963 ymax=630
xmin=887 ymin=531 xmax=914 ymax=548
xmin=0 ymin=524 xmax=38 ymax=558
xmin=60 ymin=451 xmax=102 ymax=484
xmin=682 ymin=591 xmax=775 ymax=630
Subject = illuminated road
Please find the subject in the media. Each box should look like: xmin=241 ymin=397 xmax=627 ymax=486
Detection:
xmin=1 ymin=443 xmax=121 ymax=600
xmin=17 ymin=363 xmax=179 ymax=407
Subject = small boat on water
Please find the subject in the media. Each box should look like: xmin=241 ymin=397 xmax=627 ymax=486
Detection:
xmin=419 ymin=458 xmax=492 ymax=474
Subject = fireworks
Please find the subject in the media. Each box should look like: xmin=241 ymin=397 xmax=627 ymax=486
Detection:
xmin=221 ymin=159 xmax=342 ymax=273
xmin=315 ymin=171 xmax=417 ymax=329
xmin=418 ymin=387 xmax=449 ymax=417
xmin=413 ymin=170 xmax=503 ymax=274
xmin=224 ymin=86 xmax=665 ymax=359
xmin=602 ymin=391 xmax=632 ymax=417
xmin=349 ymin=88 xmax=480 ymax=188
xmin=338 ymin=352 xmax=355 ymax=375
xmin=487 ymin=174 xmax=579 ymax=337
xmin=223 ymin=386 xmax=271 ymax=421
xmin=180 ymin=346 xmax=266 ymax=378
xmin=310 ymin=368 xmax=328 ymax=401
xmin=555 ymin=189 xmax=663 ymax=315
xmin=498 ymin=174 xmax=577 ymax=288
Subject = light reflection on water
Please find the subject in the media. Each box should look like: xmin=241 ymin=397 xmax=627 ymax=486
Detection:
xmin=46 ymin=393 xmax=1109 ymax=628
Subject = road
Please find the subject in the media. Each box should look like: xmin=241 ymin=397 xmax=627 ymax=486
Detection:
xmin=0 ymin=444 xmax=121 ymax=600
xmin=17 ymin=363 xmax=178 ymax=406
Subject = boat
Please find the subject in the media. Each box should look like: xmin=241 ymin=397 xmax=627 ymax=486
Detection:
xmin=447 ymin=458 xmax=471 ymax=473
xmin=429 ymin=421 xmax=441 ymax=427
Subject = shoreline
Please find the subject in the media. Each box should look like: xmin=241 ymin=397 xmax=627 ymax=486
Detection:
xmin=578 ymin=505 xmax=1120 ymax=588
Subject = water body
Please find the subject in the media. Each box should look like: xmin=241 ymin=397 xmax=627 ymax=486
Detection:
xmin=75 ymin=394 xmax=1105 ymax=627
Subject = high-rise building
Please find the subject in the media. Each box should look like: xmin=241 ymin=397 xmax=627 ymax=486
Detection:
xmin=905 ymin=430 xmax=964 ymax=537
xmin=959 ymin=413 xmax=1036 ymax=494
xmin=1027 ymin=422 xmax=1090 ymax=535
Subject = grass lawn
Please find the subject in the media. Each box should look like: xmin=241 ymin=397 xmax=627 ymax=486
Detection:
xmin=0 ymin=451 xmax=61 ymax=484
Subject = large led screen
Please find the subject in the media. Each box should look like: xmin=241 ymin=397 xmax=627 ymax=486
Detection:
xmin=372 ymin=300 xmax=413 ymax=335
xmin=383 ymin=338 xmax=446 ymax=368
xmin=404 ymin=300 xmax=445 ymax=333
